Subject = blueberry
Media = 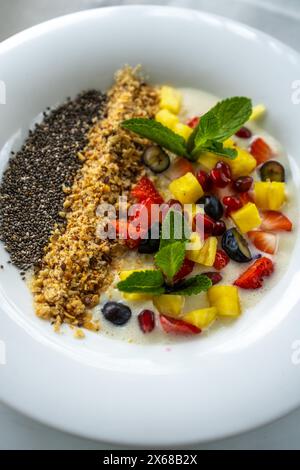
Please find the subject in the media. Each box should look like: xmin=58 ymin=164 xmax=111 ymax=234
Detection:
xmin=138 ymin=223 xmax=161 ymax=254
xmin=222 ymin=228 xmax=252 ymax=263
xmin=102 ymin=302 xmax=132 ymax=326
xmin=198 ymin=195 xmax=223 ymax=221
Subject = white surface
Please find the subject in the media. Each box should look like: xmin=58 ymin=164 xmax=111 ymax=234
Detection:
xmin=1 ymin=0 xmax=300 ymax=450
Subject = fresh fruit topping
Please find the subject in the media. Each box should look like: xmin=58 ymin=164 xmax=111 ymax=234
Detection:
xmin=232 ymin=176 xmax=253 ymax=193
xmin=223 ymin=196 xmax=243 ymax=214
xmin=187 ymin=236 xmax=218 ymax=267
xmin=248 ymin=231 xmax=278 ymax=255
xmin=222 ymin=228 xmax=252 ymax=263
xmin=131 ymin=176 xmax=164 ymax=204
xmin=174 ymin=258 xmax=195 ymax=282
xmin=260 ymin=210 xmax=292 ymax=232
xmin=199 ymin=146 xmax=256 ymax=178
xmin=213 ymin=249 xmax=230 ymax=270
xmin=239 ymin=192 xmax=253 ymax=206
xmin=142 ymin=146 xmax=170 ymax=174
xmin=167 ymin=199 xmax=183 ymax=210
xmin=102 ymin=302 xmax=132 ymax=326
xmin=169 ymin=172 xmax=204 ymax=204
xmin=198 ymin=195 xmax=224 ymax=221
xmin=187 ymin=116 xmax=200 ymax=128
xmin=193 ymin=213 xmax=215 ymax=236
xmin=167 ymin=157 xmax=194 ymax=180
xmin=174 ymin=123 xmax=193 ymax=140
xmin=260 ymin=160 xmax=285 ymax=182
xmin=208 ymin=285 xmax=241 ymax=317
xmin=202 ymin=271 xmax=223 ymax=285
xmin=250 ymin=104 xmax=266 ymax=121
xmin=250 ymin=137 xmax=273 ymax=165
xmin=234 ymin=257 xmax=274 ymax=289
xmin=159 ymin=86 xmax=182 ymax=114
xmin=155 ymin=109 xmax=179 ymax=130
xmin=183 ymin=307 xmax=217 ymax=329
xmin=111 ymin=219 xmax=142 ymax=250
xmin=254 ymin=181 xmax=285 ymax=211
xmin=235 ymin=126 xmax=252 ymax=139
xmin=153 ymin=295 xmax=185 ymax=318
xmin=210 ymin=161 xmax=232 ymax=188
xmin=138 ymin=223 xmax=161 ymax=254
xmin=230 ymin=202 xmax=262 ymax=233
xmin=138 ymin=310 xmax=155 ymax=333
xmin=212 ymin=220 xmax=226 ymax=236
xmin=160 ymin=314 xmax=201 ymax=335
xmin=196 ymin=170 xmax=213 ymax=192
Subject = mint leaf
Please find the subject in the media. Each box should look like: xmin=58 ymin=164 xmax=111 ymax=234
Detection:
xmin=170 ymin=274 xmax=212 ymax=296
xmin=194 ymin=140 xmax=237 ymax=160
xmin=117 ymin=270 xmax=165 ymax=294
xmin=121 ymin=119 xmax=188 ymax=157
xmin=160 ymin=209 xmax=190 ymax=250
xmin=193 ymin=97 xmax=252 ymax=147
xmin=155 ymin=241 xmax=186 ymax=280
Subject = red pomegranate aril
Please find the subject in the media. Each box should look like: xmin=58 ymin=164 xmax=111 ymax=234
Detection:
xmin=193 ymin=213 xmax=215 ymax=235
xmin=138 ymin=310 xmax=155 ymax=334
xmin=187 ymin=116 xmax=200 ymax=128
xmin=196 ymin=170 xmax=212 ymax=192
xmin=216 ymin=161 xmax=232 ymax=179
xmin=232 ymin=176 xmax=253 ymax=193
xmin=235 ymin=126 xmax=252 ymax=139
xmin=202 ymin=271 xmax=223 ymax=285
xmin=213 ymin=249 xmax=230 ymax=270
xmin=223 ymin=196 xmax=243 ymax=213
xmin=210 ymin=161 xmax=232 ymax=188
xmin=212 ymin=220 xmax=226 ymax=236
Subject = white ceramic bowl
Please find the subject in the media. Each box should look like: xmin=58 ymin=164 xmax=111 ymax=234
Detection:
xmin=1 ymin=5 xmax=300 ymax=447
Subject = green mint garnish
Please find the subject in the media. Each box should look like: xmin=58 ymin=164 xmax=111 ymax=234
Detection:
xmin=154 ymin=240 xmax=186 ymax=281
xmin=159 ymin=209 xmax=189 ymax=250
xmin=169 ymin=275 xmax=212 ymax=296
xmin=117 ymin=270 xmax=165 ymax=295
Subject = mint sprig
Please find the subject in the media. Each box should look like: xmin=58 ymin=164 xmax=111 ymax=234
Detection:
xmin=117 ymin=270 xmax=165 ymax=295
xmin=155 ymin=241 xmax=185 ymax=281
xmin=122 ymin=96 xmax=252 ymax=162
xmin=168 ymin=275 xmax=212 ymax=296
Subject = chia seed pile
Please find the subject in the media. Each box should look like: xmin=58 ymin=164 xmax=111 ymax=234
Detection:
xmin=0 ymin=90 xmax=107 ymax=271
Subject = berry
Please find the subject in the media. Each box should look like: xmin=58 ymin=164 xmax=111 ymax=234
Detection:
xmin=198 ymin=195 xmax=223 ymax=221
xmin=160 ymin=315 xmax=201 ymax=335
xmin=248 ymin=231 xmax=278 ymax=255
xmin=222 ymin=228 xmax=252 ymax=263
xmin=223 ymin=196 xmax=243 ymax=214
xmin=193 ymin=213 xmax=215 ymax=236
xmin=131 ymin=176 xmax=164 ymax=204
xmin=235 ymin=126 xmax=252 ymax=139
xmin=196 ymin=170 xmax=212 ymax=192
xmin=260 ymin=211 xmax=292 ymax=232
xmin=234 ymin=257 xmax=274 ymax=289
xmin=210 ymin=161 xmax=232 ymax=188
xmin=187 ymin=116 xmax=200 ymax=128
xmin=239 ymin=192 xmax=253 ymax=206
xmin=138 ymin=310 xmax=155 ymax=333
xmin=213 ymin=249 xmax=230 ymax=270
xmin=232 ymin=176 xmax=253 ymax=193
xmin=102 ymin=302 xmax=132 ymax=326
xmin=212 ymin=220 xmax=226 ymax=236
xmin=250 ymin=138 xmax=273 ymax=165
xmin=174 ymin=258 xmax=195 ymax=282
xmin=202 ymin=271 xmax=223 ymax=285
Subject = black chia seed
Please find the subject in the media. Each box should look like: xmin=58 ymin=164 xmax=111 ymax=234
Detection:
xmin=0 ymin=90 xmax=107 ymax=270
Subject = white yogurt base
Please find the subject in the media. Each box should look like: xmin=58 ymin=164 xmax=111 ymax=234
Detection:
xmin=95 ymin=87 xmax=297 ymax=344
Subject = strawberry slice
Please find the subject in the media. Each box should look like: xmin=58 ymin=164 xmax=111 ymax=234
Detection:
xmin=174 ymin=258 xmax=195 ymax=282
xmin=213 ymin=249 xmax=230 ymax=271
xmin=131 ymin=176 xmax=164 ymax=204
xmin=166 ymin=157 xmax=194 ymax=180
xmin=260 ymin=210 xmax=293 ymax=232
xmin=250 ymin=137 xmax=273 ymax=165
xmin=248 ymin=230 xmax=278 ymax=255
xmin=160 ymin=315 xmax=201 ymax=335
xmin=234 ymin=257 xmax=274 ymax=289
xmin=187 ymin=116 xmax=200 ymax=129
xmin=111 ymin=220 xmax=141 ymax=249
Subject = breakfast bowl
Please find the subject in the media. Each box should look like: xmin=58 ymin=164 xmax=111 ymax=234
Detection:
xmin=0 ymin=5 xmax=300 ymax=446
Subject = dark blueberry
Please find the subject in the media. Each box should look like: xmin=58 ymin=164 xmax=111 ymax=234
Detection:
xmin=138 ymin=223 xmax=161 ymax=254
xmin=222 ymin=228 xmax=252 ymax=263
xmin=142 ymin=146 xmax=170 ymax=173
xmin=102 ymin=302 xmax=132 ymax=326
xmin=260 ymin=160 xmax=285 ymax=182
xmin=198 ymin=195 xmax=223 ymax=221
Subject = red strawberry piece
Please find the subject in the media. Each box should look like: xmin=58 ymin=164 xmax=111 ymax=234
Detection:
xmin=167 ymin=157 xmax=195 ymax=180
xmin=202 ymin=271 xmax=223 ymax=285
xmin=187 ymin=116 xmax=200 ymax=128
xmin=138 ymin=310 xmax=155 ymax=334
xmin=250 ymin=138 xmax=273 ymax=165
xmin=131 ymin=176 xmax=164 ymax=204
xmin=260 ymin=210 xmax=293 ymax=232
xmin=234 ymin=257 xmax=274 ymax=289
xmin=213 ymin=249 xmax=230 ymax=270
xmin=174 ymin=258 xmax=195 ymax=282
xmin=111 ymin=220 xmax=141 ymax=249
xmin=235 ymin=126 xmax=252 ymax=139
xmin=248 ymin=230 xmax=278 ymax=255
xmin=160 ymin=315 xmax=201 ymax=335
xmin=196 ymin=170 xmax=213 ymax=192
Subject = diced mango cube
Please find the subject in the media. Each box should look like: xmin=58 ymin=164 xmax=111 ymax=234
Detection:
xmin=231 ymin=202 xmax=262 ymax=233
xmin=254 ymin=182 xmax=286 ymax=210
xmin=119 ymin=270 xmax=153 ymax=301
xmin=155 ymin=109 xmax=179 ymax=130
xmin=153 ymin=295 xmax=185 ymax=318
xmin=249 ymin=104 xmax=266 ymax=121
xmin=183 ymin=307 xmax=217 ymax=329
xmin=169 ymin=172 xmax=204 ymax=204
xmin=160 ymin=86 xmax=182 ymax=114
xmin=199 ymin=143 xmax=257 ymax=178
xmin=187 ymin=237 xmax=218 ymax=266
xmin=208 ymin=285 xmax=241 ymax=317
xmin=173 ymin=123 xmax=193 ymax=140
xmin=186 ymin=232 xmax=204 ymax=252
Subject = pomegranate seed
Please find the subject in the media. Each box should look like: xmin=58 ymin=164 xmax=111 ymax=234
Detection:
xmin=216 ymin=161 xmax=232 ymax=179
xmin=196 ymin=170 xmax=212 ymax=192
xmin=187 ymin=116 xmax=200 ymax=128
xmin=193 ymin=213 xmax=215 ymax=235
xmin=212 ymin=220 xmax=226 ymax=236
xmin=138 ymin=310 xmax=155 ymax=333
xmin=202 ymin=271 xmax=223 ymax=285
xmin=232 ymin=176 xmax=253 ymax=193
xmin=223 ymin=196 xmax=243 ymax=213
xmin=210 ymin=161 xmax=232 ymax=188
xmin=214 ymin=249 xmax=230 ymax=270
xmin=235 ymin=126 xmax=252 ymax=139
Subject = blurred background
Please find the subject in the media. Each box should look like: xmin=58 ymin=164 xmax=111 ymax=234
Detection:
xmin=1 ymin=0 xmax=300 ymax=450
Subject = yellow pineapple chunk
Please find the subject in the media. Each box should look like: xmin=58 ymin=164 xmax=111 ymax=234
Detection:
xmin=183 ymin=307 xmax=217 ymax=329
xmin=160 ymin=86 xmax=182 ymax=114
xmin=153 ymin=295 xmax=185 ymax=318
xmin=231 ymin=202 xmax=262 ymax=233
xmin=173 ymin=123 xmax=193 ymax=140
xmin=249 ymin=104 xmax=266 ymax=121
xmin=155 ymin=109 xmax=179 ymax=130
xmin=187 ymin=237 xmax=218 ymax=266
xmin=169 ymin=172 xmax=204 ymax=204
xmin=208 ymin=286 xmax=241 ymax=317
xmin=119 ymin=270 xmax=153 ymax=301
xmin=254 ymin=182 xmax=286 ymax=210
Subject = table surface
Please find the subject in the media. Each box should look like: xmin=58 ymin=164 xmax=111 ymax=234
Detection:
xmin=1 ymin=0 xmax=300 ymax=450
